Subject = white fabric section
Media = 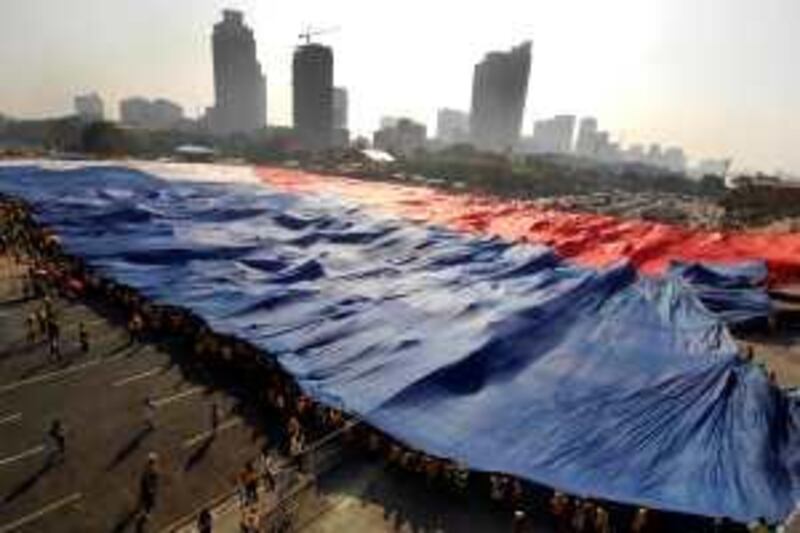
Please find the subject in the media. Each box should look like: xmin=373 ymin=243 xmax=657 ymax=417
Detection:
xmin=0 ymin=159 xmax=259 ymax=185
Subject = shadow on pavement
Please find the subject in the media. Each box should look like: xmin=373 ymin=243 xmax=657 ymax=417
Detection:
xmin=3 ymin=457 xmax=56 ymax=503
xmin=184 ymin=436 xmax=214 ymax=472
xmin=110 ymin=507 xmax=142 ymax=533
xmin=315 ymin=458 xmax=518 ymax=533
xmin=107 ymin=427 xmax=153 ymax=471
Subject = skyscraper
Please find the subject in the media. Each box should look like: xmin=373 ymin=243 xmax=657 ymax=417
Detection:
xmin=469 ymin=41 xmax=532 ymax=153
xmin=293 ymin=43 xmax=334 ymax=151
xmin=210 ymin=10 xmax=266 ymax=135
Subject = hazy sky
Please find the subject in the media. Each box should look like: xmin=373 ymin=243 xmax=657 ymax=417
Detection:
xmin=2 ymin=0 xmax=799 ymax=173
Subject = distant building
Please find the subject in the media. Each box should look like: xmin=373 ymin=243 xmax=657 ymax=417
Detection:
xmin=380 ymin=116 xmax=399 ymax=129
xmin=531 ymin=121 xmax=549 ymax=152
xmin=625 ymin=143 xmax=645 ymax=163
xmin=662 ymin=147 xmax=687 ymax=173
xmin=332 ymin=87 xmax=348 ymax=130
xmin=373 ymin=118 xmax=427 ymax=157
xmin=646 ymin=144 xmax=663 ymax=167
xmin=575 ymin=117 xmax=598 ymax=156
xmin=119 ymin=98 xmax=149 ymax=127
xmin=152 ymin=99 xmax=184 ymax=127
xmin=551 ymin=115 xmax=576 ymax=153
xmin=594 ymin=131 xmax=619 ymax=162
xmin=531 ymin=114 xmax=575 ymax=154
xmin=694 ymin=158 xmax=731 ymax=177
xmin=436 ymin=109 xmax=470 ymax=146
xmin=469 ymin=41 xmax=532 ymax=153
xmin=119 ymin=97 xmax=184 ymax=130
xmin=74 ymin=93 xmax=104 ymax=122
xmin=293 ymin=43 xmax=334 ymax=151
xmin=209 ymin=10 xmax=266 ymax=135
xmin=332 ymin=87 xmax=349 ymax=149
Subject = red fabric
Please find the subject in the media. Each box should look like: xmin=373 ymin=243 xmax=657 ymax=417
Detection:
xmin=256 ymin=166 xmax=800 ymax=285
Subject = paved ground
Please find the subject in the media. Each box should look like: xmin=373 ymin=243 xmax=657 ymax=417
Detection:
xmin=0 ymin=256 xmax=267 ymax=532
xmin=304 ymin=458 xmax=525 ymax=533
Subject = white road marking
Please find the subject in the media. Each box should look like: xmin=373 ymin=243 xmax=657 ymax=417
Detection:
xmin=0 ymin=492 xmax=82 ymax=533
xmin=0 ymin=353 xmax=127 ymax=395
xmin=0 ymin=412 xmax=22 ymax=426
xmin=182 ymin=418 xmax=242 ymax=448
xmin=153 ymin=387 xmax=203 ymax=408
xmin=112 ymin=367 xmax=163 ymax=387
xmin=0 ymin=444 xmax=45 ymax=467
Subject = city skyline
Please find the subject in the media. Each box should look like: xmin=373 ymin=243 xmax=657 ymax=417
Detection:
xmin=2 ymin=0 xmax=800 ymax=173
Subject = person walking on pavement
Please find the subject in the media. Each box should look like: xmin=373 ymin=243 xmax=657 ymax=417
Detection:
xmin=43 ymin=294 xmax=53 ymax=321
xmin=256 ymin=443 xmax=276 ymax=495
xmin=128 ymin=311 xmax=144 ymax=346
xmin=243 ymin=461 xmax=259 ymax=505
xmin=36 ymin=306 xmax=47 ymax=337
xmin=144 ymin=395 xmax=157 ymax=431
xmin=138 ymin=453 xmax=160 ymax=520
xmin=210 ymin=401 xmax=220 ymax=436
xmin=48 ymin=419 xmax=66 ymax=460
xmin=26 ymin=312 xmax=36 ymax=344
xmin=47 ymin=316 xmax=60 ymax=361
xmin=197 ymin=507 xmax=213 ymax=533
xmin=78 ymin=322 xmax=89 ymax=355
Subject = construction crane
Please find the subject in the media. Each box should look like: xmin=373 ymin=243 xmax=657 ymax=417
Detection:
xmin=298 ymin=26 xmax=339 ymax=45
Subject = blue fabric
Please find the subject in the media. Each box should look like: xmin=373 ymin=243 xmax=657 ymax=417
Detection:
xmin=1 ymin=165 xmax=798 ymax=523
xmin=669 ymin=261 xmax=772 ymax=326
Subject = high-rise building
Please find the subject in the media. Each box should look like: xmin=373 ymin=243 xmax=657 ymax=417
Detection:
xmin=210 ymin=10 xmax=266 ymax=135
xmin=74 ymin=93 xmax=104 ymax=122
xmin=293 ymin=43 xmax=334 ymax=151
xmin=120 ymin=97 xmax=184 ymax=130
xmin=575 ymin=117 xmax=598 ymax=156
xmin=469 ymin=41 xmax=532 ymax=153
xmin=436 ymin=109 xmax=470 ymax=146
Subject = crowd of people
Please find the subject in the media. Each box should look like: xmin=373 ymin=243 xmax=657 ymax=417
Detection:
xmin=0 ymin=194 xmax=785 ymax=533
